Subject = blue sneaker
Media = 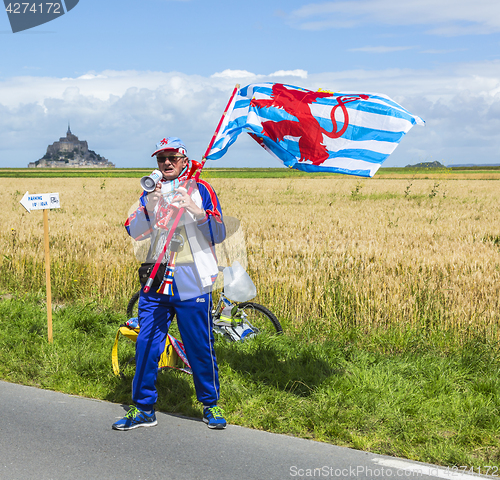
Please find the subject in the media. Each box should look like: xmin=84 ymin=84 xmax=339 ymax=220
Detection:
xmin=203 ymin=405 xmax=227 ymax=429
xmin=112 ymin=406 xmax=157 ymax=431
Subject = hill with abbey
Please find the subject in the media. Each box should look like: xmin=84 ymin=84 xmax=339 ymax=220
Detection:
xmin=29 ymin=127 xmax=114 ymax=168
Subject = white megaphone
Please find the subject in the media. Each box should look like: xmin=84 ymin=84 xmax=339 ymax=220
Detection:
xmin=140 ymin=169 xmax=163 ymax=192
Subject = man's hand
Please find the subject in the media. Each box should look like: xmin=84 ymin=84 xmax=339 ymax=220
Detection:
xmin=175 ymin=187 xmax=206 ymax=221
xmin=146 ymin=184 xmax=206 ymax=221
xmin=146 ymin=182 xmax=162 ymax=214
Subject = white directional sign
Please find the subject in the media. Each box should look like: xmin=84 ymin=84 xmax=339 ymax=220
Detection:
xmin=19 ymin=190 xmax=62 ymax=343
xmin=20 ymin=191 xmax=60 ymax=213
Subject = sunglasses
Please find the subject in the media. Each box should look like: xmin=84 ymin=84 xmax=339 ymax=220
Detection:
xmin=156 ymin=155 xmax=186 ymax=163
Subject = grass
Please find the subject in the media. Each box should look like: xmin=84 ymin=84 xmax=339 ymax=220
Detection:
xmin=2 ymin=166 xmax=500 ymax=179
xmin=0 ymin=167 xmax=349 ymax=180
xmin=0 ymin=293 xmax=498 ymax=467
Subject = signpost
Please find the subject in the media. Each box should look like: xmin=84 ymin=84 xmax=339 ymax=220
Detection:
xmin=20 ymin=192 xmax=61 ymax=343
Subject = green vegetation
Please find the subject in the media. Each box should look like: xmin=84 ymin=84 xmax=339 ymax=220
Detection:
xmin=1 ymin=165 xmax=500 ymax=179
xmin=202 ymin=168 xmax=337 ymax=178
xmin=405 ymin=161 xmax=446 ymax=169
xmin=0 ymin=168 xmax=144 ymax=178
xmin=378 ymin=165 xmax=500 ymax=177
xmin=450 ymin=165 xmax=500 ymax=171
xmin=0 ymin=294 xmax=498 ymax=468
xmin=0 ymin=167 xmax=342 ymax=179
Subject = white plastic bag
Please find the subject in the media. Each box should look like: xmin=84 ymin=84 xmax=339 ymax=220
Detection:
xmin=223 ymin=260 xmax=257 ymax=302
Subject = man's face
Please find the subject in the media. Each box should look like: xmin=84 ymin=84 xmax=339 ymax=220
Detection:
xmin=156 ymin=152 xmax=188 ymax=180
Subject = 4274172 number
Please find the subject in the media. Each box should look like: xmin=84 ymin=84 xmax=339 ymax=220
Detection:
xmin=5 ymin=3 xmax=62 ymax=14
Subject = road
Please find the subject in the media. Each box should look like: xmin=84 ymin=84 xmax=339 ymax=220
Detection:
xmin=0 ymin=380 xmax=493 ymax=480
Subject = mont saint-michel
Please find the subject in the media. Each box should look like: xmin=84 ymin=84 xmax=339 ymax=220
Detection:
xmin=28 ymin=126 xmax=115 ymax=168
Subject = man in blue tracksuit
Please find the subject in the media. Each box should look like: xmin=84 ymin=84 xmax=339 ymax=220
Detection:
xmin=113 ymin=137 xmax=227 ymax=430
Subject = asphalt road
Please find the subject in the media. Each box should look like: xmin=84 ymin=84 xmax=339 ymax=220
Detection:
xmin=0 ymin=380 xmax=493 ymax=480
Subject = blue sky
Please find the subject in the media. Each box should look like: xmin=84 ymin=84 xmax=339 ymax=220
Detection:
xmin=1 ymin=0 xmax=500 ymax=168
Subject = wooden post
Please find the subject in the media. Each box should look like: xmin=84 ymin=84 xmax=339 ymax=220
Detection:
xmin=20 ymin=191 xmax=60 ymax=343
xmin=43 ymin=209 xmax=53 ymax=343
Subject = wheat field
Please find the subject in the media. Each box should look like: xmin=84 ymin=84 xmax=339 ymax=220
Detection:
xmin=1 ymin=176 xmax=499 ymax=340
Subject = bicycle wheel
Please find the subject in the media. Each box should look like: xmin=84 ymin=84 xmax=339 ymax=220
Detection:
xmin=236 ymin=302 xmax=283 ymax=335
xmin=126 ymin=289 xmax=182 ymax=338
xmin=126 ymin=290 xmax=141 ymax=319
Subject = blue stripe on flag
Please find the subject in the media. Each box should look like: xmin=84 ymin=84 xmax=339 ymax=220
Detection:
xmin=316 ymin=93 xmax=417 ymax=118
xmin=249 ymin=105 xmax=411 ymax=142
xmin=292 ymin=162 xmax=375 ymax=178
xmin=251 ymin=130 xmax=388 ymax=165
xmin=252 ymin=105 xmax=298 ymax=123
xmin=312 ymin=94 xmax=422 ymax=125
xmin=315 ymin=118 xmax=405 ymax=143
xmin=354 ymin=103 xmax=420 ymax=124
xmin=328 ymin=148 xmax=388 ymax=164
xmin=358 ymin=94 xmax=418 ymax=117
xmin=234 ymin=98 xmax=251 ymax=110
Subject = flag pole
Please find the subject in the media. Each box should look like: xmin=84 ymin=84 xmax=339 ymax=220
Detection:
xmin=195 ymin=83 xmax=240 ymax=180
xmin=143 ymin=84 xmax=240 ymax=293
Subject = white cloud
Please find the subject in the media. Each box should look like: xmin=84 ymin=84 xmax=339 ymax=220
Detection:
xmin=1 ymin=64 xmax=500 ymax=168
xmin=76 ymin=73 xmax=108 ymax=80
xmin=211 ymin=70 xmax=258 ymax=79
xmin=288 ymin=0 xmax=500 ymax=35
xmin=269 ymin=70 xmax=308 ymax=78
xmin=210 ymin=69 xmax=308 ymax=80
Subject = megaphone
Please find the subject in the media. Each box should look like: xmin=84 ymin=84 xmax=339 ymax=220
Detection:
xmin=140 ymin=170 xmax=163 ymax=192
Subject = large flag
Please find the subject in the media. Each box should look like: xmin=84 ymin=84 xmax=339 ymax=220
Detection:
xmin=206 ymin=83 xmax=424 ymax=178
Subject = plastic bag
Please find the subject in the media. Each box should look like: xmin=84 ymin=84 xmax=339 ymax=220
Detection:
xmin=223 ymin=260 xmax=256 ymax=302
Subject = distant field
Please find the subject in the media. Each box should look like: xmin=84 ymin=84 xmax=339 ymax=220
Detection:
xmin=376 ymin=165 xmax=500 ymax=180
xmin=0 ymin=168 xmax=148 ymax=178
xmin=2 ymin=176 xmax=499 ymax=341
xmin=1 ymin=166 xmax=500 ymax=179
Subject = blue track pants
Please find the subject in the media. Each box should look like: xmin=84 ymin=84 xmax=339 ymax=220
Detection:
xmin=132 ymin=289 xmax=220 ymax=410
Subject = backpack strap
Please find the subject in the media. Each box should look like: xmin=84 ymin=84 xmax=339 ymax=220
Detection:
xmin=112 ymin=329 xmax=123 ymax=376
xmin=112 ymin=325 xmax=139 ymax=376
xmin=112 ymin=326 xmax=192 ymax=376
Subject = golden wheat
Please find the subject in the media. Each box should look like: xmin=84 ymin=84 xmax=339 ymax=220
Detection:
xmin=1 ymin=177 xmax=499 ymax=339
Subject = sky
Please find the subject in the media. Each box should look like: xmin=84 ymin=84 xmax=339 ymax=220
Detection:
xmin=1 ymin=0 xmax=500 ymax=169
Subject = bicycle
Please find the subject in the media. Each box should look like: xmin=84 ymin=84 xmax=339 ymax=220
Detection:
xmin=112 ymin=267 xmax=282 ymax=376
xmin=126 ymin=283 xmax=283 ymax=342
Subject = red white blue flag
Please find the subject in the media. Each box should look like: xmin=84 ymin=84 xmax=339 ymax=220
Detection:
xmin=206 ymin=83 xmax=424 ymax=178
